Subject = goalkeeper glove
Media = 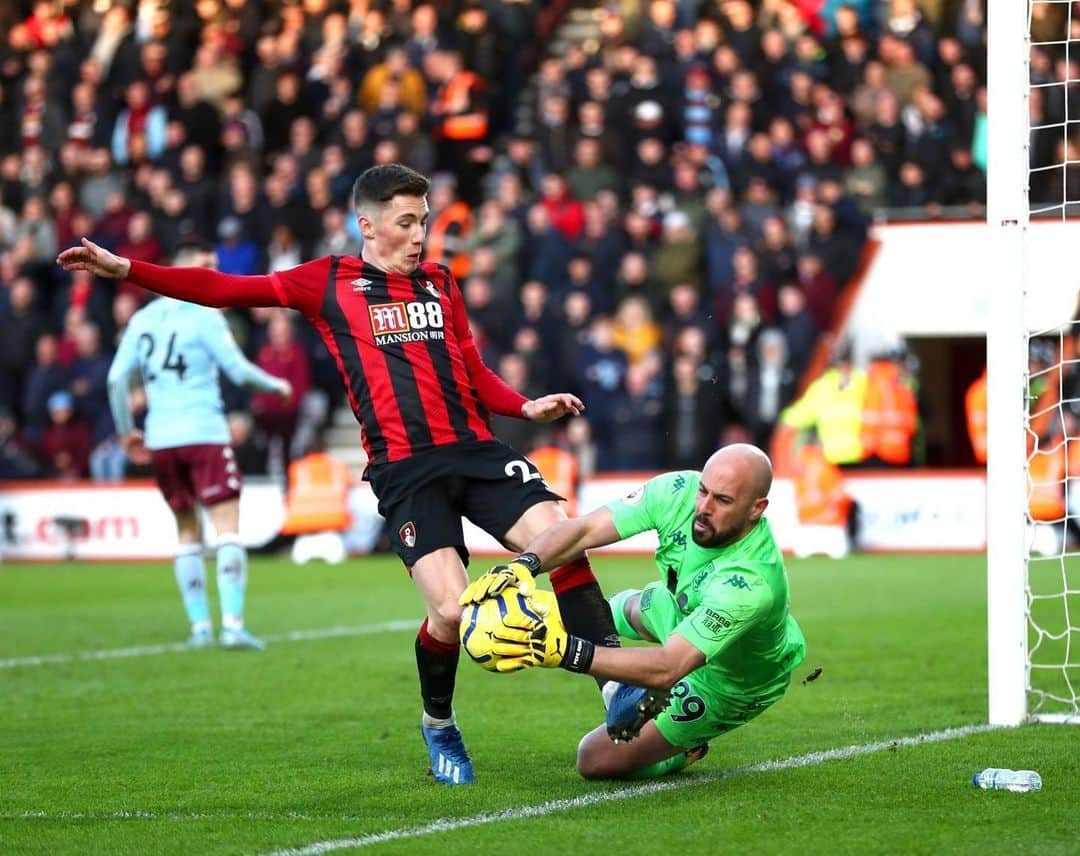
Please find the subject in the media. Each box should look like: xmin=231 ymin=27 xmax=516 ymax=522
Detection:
xmin=458 ymin=552 xmax=541 ymax=606
xmin=496 ymin=590 xmax=596 ymax=674
xmin=480 ymin=591 xmax=547 ymax=673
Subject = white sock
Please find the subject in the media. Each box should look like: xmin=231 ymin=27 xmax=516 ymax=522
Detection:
xmin=601 ymin=681 xmax=620 ymax=710
xmin=174 ymin=543 xmax=210 ymax=629
xmin=422 ymin=711 xmax=456 ymax=729
xmin=216 ymin=535 xmax=247 ymax=629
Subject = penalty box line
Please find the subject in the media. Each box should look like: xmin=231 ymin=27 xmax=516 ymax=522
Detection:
xmin=261 ymin=723 xmax=1002 ymax=856
xmin=0 ymin=620 xmax=421 ymax=669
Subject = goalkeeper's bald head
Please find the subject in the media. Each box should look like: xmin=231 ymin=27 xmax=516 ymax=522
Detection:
xmin=704 ymin=443 xmax=773 ymax=498
xmin=692 ymin=444 xmax=773 ymax=548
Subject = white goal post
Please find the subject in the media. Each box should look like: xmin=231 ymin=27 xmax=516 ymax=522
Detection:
xmin=987 ymin=0 xmax=1080 ymax=725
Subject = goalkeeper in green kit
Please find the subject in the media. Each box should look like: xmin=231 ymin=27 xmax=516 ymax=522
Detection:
xmin=459 ymin=444 xmax=806 ymax=780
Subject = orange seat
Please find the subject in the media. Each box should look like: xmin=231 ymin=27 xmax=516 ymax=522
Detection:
xmin=281 ymin=452 xmax=352 ymax=535
xmin=794 ymin=443 xmax=852 ymax=526
xmin=528 ymin=446 xmax=578 ymax=515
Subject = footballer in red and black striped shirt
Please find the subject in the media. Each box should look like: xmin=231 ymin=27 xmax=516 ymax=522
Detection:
xmin=58 ymin=164 xmax=625 ymax=785
xmin=271 ymin=253 xmax=518 ymax=467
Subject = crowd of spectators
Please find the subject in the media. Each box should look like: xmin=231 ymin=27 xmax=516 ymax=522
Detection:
xmin=0 ymin=0 xmax=1053 ymax=482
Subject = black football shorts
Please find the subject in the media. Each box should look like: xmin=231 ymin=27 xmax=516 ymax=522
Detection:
xmin=366 ymin=440 xmax=563 ymax=567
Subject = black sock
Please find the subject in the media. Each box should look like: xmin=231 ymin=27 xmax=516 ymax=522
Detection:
xmin=416 ymin=619 xmax=460 ymax=721
xmin=556 ymin=582 xmax=621 ymax=646
xmin=550 ymin=557 xmax=619 ymax=691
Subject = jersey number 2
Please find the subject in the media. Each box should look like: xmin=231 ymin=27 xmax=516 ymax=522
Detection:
xmin=138 ymin=332 xmax=188 ymax=382
xmin=505 ymin=460 xmax=542 ymax=483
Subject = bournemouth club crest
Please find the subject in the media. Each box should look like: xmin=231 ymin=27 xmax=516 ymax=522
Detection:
xmin=399 ymin=521 xmax=417 ymax=548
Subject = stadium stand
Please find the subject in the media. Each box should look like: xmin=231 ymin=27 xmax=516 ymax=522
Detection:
xmin=0 ymin=0 xmax=996 ymax=482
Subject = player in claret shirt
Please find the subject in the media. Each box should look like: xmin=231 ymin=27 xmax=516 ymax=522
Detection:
xmin=58 ymin=163 xmax=622 ymax=785
xmin=107 ymin=239 xmax=293 ymax=652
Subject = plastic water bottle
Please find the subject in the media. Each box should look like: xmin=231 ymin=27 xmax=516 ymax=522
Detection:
xmin=972 ymin=768 xmax=1042 ymax=793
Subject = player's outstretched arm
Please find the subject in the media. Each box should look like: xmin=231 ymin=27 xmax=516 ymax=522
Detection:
xmin=57 ymin=237 xmax=131 ymax=278
xmin=492 ymin=594 xmax=706 ymax=688
xmin=459 ymin=507 xmax=621 ymax=606
xmin=575 ymin=578 xmax=770 ymax=688
xmin=206 ymin=313 xmax=293 ymax=398
xmin=523 ymin=505 xmax=621 ymax=571
xmin=57 ymin=237 xmax=286 ymax=309
xmin=582 ymin=636 xmax=706 ymax=691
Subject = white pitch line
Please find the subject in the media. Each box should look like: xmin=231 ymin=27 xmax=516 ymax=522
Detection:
xmin=262 ymin=722 xmax=1002 ymax=856
xmin=0 ymin=620 xmax=420 ymax=670
xmin=12 ymin=810 xmax=387 ymax=823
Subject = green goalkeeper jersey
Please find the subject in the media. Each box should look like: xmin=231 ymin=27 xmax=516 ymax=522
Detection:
xmin=607 ymin=470 xmax=806 ymax=696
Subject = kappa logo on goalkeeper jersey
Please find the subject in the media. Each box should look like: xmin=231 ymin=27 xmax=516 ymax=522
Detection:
xmin=722 ymin=574 xmax=751 ymax=590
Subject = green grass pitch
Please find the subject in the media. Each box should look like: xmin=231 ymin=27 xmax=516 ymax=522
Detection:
xmin=1 ymin=553 xmax=1076 ymax=855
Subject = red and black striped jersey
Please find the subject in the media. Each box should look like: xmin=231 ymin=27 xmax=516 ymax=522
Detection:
xmin=125 ymin=256 xmax=529 ymax=466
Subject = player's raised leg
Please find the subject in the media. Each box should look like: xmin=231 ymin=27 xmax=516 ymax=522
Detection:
xmin=411 ymin=547 xmax=474 ymax=784
xmin=173 ymin=508 xmax=213 ymax=648
xmin=207 ymin=495 xmax=263 ymax=651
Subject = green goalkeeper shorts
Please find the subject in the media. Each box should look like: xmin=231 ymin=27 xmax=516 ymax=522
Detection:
xmin=621 ymin=581 xmax=790 ymax=749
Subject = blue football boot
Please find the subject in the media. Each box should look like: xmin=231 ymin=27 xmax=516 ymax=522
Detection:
xmin=605 ymin=683 xmax=671 ymax=743
xmin=422 ymin=724 xmax=475 ymax=785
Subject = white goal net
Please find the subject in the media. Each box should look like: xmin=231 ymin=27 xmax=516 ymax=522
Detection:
xmin=1022 ymin=0 xmax=1080 ymax=722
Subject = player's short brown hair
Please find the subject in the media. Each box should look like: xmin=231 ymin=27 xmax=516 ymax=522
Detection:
xmin=352 ymin=164 xmax=430 ymax=213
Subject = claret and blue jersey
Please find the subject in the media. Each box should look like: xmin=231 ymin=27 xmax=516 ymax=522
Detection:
xmin=107 ymin=297 xmax=283 ymax=450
